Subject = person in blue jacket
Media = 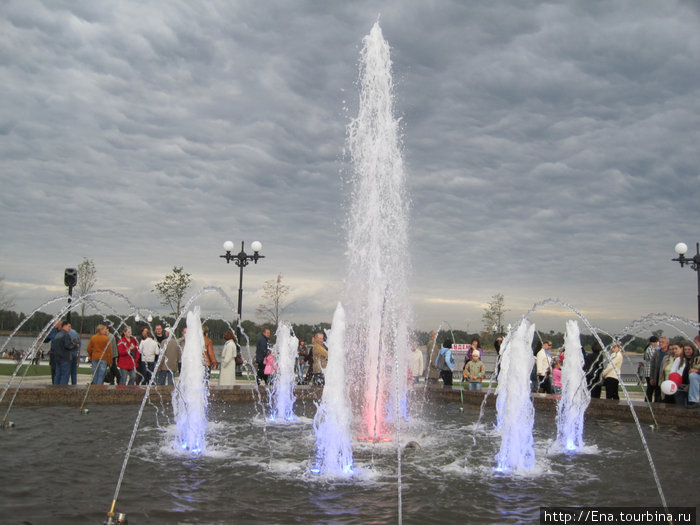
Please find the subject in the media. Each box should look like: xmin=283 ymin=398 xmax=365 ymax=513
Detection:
xmin=435 ymin=338 xmax=455 ymax=386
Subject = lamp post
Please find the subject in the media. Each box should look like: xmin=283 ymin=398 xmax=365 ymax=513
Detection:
xmin=220 ymin=240 xmax=264 ymax=341
xmin=64 ymin=268 xmax=78 ymax=324
xmin=672 ymin=242 xmax=700 ymax=336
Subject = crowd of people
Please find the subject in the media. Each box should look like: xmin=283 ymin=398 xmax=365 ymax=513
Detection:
xmin=254 ymin=330 xmax=329 ymax=387
xmin=21 ymin=320 xmax=700 ymax=406
xmin=42 ymin=320 xmax=242 ymax=387
xmin=427 ymin=332 xmax=700 ymax=407
xmin=641 ymin=335 xmax=700 ymax=408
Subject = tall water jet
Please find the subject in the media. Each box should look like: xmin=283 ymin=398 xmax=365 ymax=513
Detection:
xmin=172 ymin=307 xmax=208 ymax=454
xmin=556 ymin=320 xmax=591 ymax=451
xmin=269 ymin=322 xmax=298 ymax=422
xmin=344 ymin=21 xmax=412 ymax=440
xmin=495 ymin=320 xmax=536 ymax=473
xmin=311 ymin=303 xmax=353 ymax=475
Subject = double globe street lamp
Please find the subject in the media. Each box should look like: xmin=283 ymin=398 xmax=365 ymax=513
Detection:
xmin=220 ymin=240 xmax=265 ymax=341
xmin=672 ymin=241 xmax=700 ymax=336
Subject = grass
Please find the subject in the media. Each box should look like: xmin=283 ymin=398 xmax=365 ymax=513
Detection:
xmin=0 ymin=363 xmax=90 ymax=376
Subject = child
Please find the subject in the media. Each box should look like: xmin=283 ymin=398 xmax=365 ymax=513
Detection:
xmin=263 ymin=350 xmax=277 ymax=385
xmin=463 ymin=351 xmax=485 ymax=391
xmin=552 ymin=359 xmax=562 ymax=395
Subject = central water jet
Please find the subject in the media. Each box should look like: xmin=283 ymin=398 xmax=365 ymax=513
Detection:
xmin=344 ymin=21 xmax=412 ymax=441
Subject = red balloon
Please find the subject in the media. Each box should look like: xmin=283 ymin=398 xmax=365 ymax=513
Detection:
xmin=668 ymin=372 xmax=682 ymax=387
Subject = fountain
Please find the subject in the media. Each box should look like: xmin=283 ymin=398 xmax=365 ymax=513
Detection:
xmin=344 ymin=21 xmax=412 ymax=444
xmin=494 ymin=319 xmax=536 ymax=473
xmin=556 ymin=320 xmax=591 ymax=452
xmin=311 ymin=302 xmax=354 ymax=475
xmin=172 ymin=307 xmax=209 ymax=454
xmin=1 ymin=19 xmax=699 ymax=525
xmin=268 ymin=322 xmax=298 ymax=422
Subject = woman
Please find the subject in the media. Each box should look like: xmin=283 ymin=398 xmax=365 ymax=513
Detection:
xmin=117 ymin=327 xmax=140 ymax=385
xmin=536 ymin=340 xmax=554 ymax=394
xmin=657 ymin=343 xmax=681 ymax=403
xmin=671 ymin=342 xmax=698 ymax=407
xmin=218 ymin=330 xmax=237 ymax=386
xmin=138 ymin=328 xmax=159 ymax=385
xmin=602 ymin=343 xmax=623 ymax=400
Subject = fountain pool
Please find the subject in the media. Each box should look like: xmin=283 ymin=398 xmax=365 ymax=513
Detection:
xmin=1 ymin=401 xmax=697 ymax=524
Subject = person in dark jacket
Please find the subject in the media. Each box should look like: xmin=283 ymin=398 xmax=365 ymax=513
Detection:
xmin=584 ymin=341 xmax=605 ymax=398
xmin=51 ymin=321 xmax=78 ymax=385
xmin=256 ymin=328 xmax=271 ymax=385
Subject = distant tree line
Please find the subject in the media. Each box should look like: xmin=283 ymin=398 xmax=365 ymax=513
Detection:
xmin=0 ymin=308 xmax=332 ymax=348
xmin=0 ymin=308 xmax=656 ymax=353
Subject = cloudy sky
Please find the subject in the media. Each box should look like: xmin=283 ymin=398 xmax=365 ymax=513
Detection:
xmin=1 ymin=0 xmax=699 ymax=336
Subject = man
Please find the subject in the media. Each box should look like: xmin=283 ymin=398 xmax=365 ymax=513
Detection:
xmin=435 ymin=338 xmax=455 ymax=386
xmin=642 ymin=336 xmax=660 ymax=402
xmin=105 ymin=323 xmax=120 ymax=384
xmin=202 ymin=326 xmax=218 ymax=381
xmin=44 ymin=319 xmax=63 ymax=384
xmin=649 ymin=337 xmax=669 ymax=402
xmin=51 ymin=321 xmax=77 ymax=385
xmin=154 ymin=323 xmax=166 ymax=344
xmin=156 ymin=325 xmax=180 ymax=386
xmin=584 ymin=341 xmax=605 ymax=398
xmin=86 ymin=324 xmax=112 ymax=385
xmin=256 ymin=328 xmax=271 ymax=385
xmin=311 ymin=332 xmax=328 ymax=386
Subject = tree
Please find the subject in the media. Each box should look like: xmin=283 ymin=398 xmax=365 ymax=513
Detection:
xmin=0 ymin=276 xmax=15 ymax=311
xmin=152 ymin=266 xmax=192 ymax=316
xmin=256 ymin=274 xmax=291 ymax=327
xmin=76 ymin=258 xmax=97 ymax=334
xmin=482 ymin=293 xmax=507 ymax=334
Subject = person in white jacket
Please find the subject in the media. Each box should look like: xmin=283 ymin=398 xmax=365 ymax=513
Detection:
xmin=408 ymin=341 xmax=424 ymax=383
xmin=138 ymin=329 xmax=159 ymax=385
xmin=219 ymin=330 xmax=238 ymax=386
xmin=536 ymin=340 xmax=553 ymax=394
xmin=602 ymin=343 xmax=623 ymax=400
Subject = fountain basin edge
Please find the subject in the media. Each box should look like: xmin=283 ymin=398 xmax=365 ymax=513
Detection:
xmin=2 ymin=384 xmax=698 ymax=428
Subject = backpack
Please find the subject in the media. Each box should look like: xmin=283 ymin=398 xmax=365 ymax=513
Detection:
xmin=436 ymin=350 xmax=449 ymax=371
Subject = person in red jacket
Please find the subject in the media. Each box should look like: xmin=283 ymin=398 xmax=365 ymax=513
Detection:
xmin=117 ymin=326 xmax=140 ymax=385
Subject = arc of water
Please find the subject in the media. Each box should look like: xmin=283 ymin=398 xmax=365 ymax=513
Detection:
xmin=390 ymin=303 xmax=404 ymax=525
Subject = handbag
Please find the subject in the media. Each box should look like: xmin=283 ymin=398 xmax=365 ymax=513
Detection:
xmin=234 ymin=353 xmax=243 ymax=366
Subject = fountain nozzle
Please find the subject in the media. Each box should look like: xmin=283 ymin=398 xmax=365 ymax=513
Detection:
xmin=104 ymin=512 xmax=128 ymax=524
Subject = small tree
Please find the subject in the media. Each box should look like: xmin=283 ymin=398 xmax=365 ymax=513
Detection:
xmin=152 ymin=266 xmax=192 ymax=317
xmin=482 ymin=293 xmax=507 ymax=334
xmin=0 ymin=276 xmax=15 ymax=311
xmin=76 ymin=258 xmax=97 ymax=334
xmin=256 ymin=274 xmax=291 ymax=327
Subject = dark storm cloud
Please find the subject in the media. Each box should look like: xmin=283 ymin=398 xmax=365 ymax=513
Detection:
xmin=1 ymin=0 xmax=699 ymax=334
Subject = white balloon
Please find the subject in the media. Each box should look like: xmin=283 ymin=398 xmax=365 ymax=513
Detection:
xmin=660 ymin=380 xmax=677 ymax=396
